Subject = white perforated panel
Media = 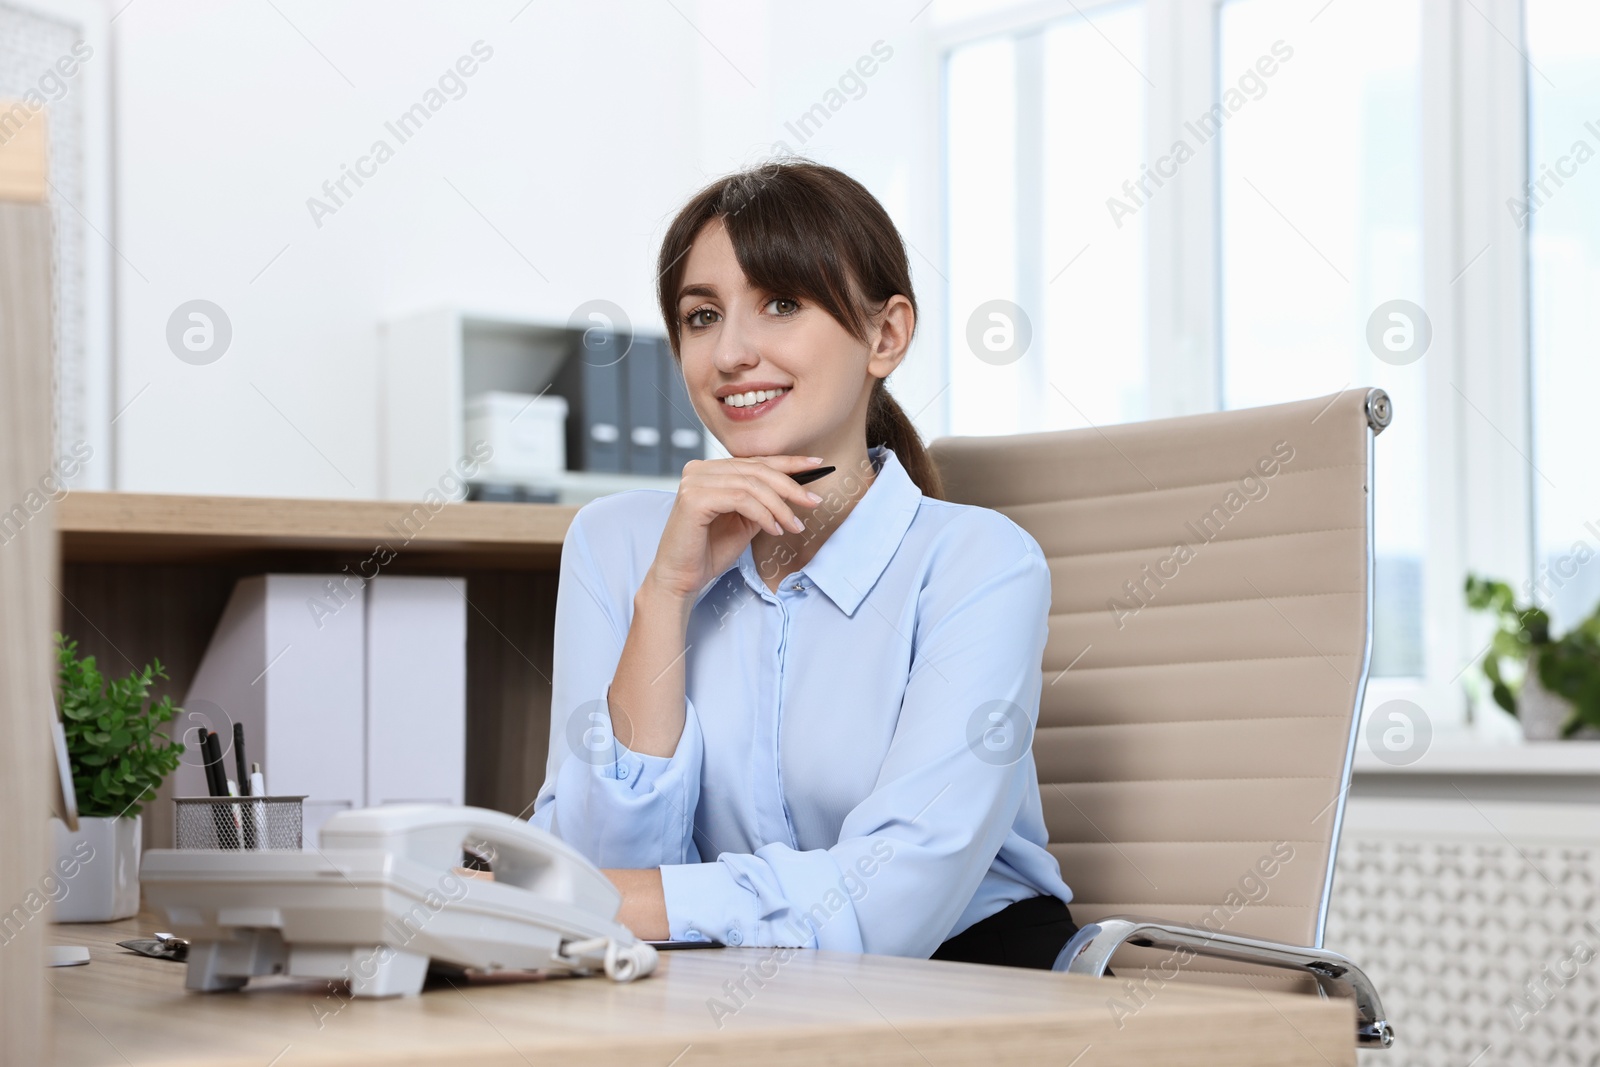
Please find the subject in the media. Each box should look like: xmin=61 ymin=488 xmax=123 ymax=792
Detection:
xmin=0 ymin=2 xmax=88 ymax=466
xmin=1327 ymin=799 xmax=1600 ymax=1066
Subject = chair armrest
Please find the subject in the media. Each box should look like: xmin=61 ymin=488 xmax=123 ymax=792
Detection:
xmin=1053 ymin=915 xmax=1395 ymax=1049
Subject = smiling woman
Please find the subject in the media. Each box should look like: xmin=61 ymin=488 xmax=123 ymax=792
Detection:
xmin=527 ymin=159 xmax=1077 ymax=970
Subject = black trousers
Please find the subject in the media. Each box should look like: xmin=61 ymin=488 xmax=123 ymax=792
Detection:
xmin=930 ymin=894 xmax=1079 ymax=971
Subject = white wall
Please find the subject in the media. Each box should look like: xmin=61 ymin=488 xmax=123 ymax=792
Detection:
xmin=111 ymin=0 xmax=947 ymax=498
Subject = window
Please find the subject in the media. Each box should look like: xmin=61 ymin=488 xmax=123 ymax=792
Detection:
xmin=937 ymin=0 xmax=1574 ymax=735
xmin=945 ymin=1 xmax=1148 ymax=437
xmin=946 ymin=36 xmax=1021 ymax=437
xmin=1040 ymin=4 xmax=1148 ymax=430
xmin=1218 ymin=0 xmax=1427 ymax=677
xmin=1526 ymin=0 xmax=1600 ymax=635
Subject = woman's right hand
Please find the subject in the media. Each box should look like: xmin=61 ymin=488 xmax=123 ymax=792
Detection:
xmin=645 ymin=455 xmax=827 ymax=600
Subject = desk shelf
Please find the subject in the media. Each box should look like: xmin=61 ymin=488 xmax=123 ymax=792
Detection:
xmin=58 ymin=490 xmax=578 ymax=567
xmin=55 ymin=491 xmax=579 ymax=847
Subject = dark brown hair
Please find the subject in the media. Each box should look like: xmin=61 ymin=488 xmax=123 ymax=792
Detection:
xmin=655 ymin=158 xmax=944 ymax=500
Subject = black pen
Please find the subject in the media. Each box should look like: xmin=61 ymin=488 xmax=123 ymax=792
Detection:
xmin=201 ymin=731 xmax=235 ymax=847
xmin=232 ymin=723 xmax=257 ymax=848
xmin=201 ymin=730 xmax=224 ymax=796
xmin=233 ymin=723 xmax=250 ymax=797
xmin=792 ymin=465 xmax=835 ymax=486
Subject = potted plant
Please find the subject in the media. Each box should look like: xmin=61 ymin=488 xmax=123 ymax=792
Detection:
xmin=1465 ymin=575 xmax=1600 ymax=740
xmin=52 ymin=634 xmax=185 ymax=922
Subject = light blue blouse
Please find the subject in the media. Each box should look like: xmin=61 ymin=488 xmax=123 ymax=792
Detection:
xmin=528 ymin=444 xmax=1073 ymax=958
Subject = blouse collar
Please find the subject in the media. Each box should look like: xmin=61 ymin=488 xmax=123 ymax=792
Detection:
xmin=696 ymin=445 xmax=925 ymax=617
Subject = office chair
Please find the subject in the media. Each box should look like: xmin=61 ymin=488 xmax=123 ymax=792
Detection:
xmin=930 ymin=388 xmax=1395 ymax=1049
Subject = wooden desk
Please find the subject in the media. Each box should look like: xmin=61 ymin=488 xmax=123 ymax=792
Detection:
xmin=50 ymin=913 xmax=1353 ymax=1066
xmin=55 ymin=492 xmax=579 ymax=844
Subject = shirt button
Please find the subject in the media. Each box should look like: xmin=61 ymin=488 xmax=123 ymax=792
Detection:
xmin=616 ymin=764 xmax=629 ymax=779
xmin=725 ymin=928 xmax=743 ymax=945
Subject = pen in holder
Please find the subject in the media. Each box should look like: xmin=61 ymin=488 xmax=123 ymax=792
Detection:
xmin=174 ymin=795 xmax=306 ymax=850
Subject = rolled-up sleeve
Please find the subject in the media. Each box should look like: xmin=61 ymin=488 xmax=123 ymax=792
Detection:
xmin=528 ymin=504 xmax=703 ymax=869
xmin=659 ymin=519 xmax=1053 ymax=956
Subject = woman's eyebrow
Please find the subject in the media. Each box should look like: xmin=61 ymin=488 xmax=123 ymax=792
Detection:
xmin=677 ymin=283 xmax=719 ymax=303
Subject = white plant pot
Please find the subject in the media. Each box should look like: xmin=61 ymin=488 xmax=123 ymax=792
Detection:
xmin=49 ymin=815 xmax=141 ymax=923
xmin=1519 ymin=659 xmax=1600 ymax=741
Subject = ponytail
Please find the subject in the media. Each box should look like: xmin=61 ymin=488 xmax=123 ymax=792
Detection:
xmin=867 ymin=379 xmax=943 ymax=500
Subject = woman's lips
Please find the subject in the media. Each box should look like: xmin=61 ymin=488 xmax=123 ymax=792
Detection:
xmin=718 ymin=388 xmax=791 ymax=422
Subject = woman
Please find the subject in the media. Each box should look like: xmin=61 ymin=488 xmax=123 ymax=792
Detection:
xmin=528 ymin=160 xmax=1077 ymax=969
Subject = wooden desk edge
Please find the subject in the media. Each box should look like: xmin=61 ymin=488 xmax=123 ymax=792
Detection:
xmin=56 ymin=491 xmax=581 ymax=559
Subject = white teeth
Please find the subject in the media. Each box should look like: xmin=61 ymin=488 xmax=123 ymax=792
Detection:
xmin=720 ymin=387 xmax=789 ymax=408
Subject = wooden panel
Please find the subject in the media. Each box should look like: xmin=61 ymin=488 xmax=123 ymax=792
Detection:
xmin=59 ymin=563 xmax=246 ymax=852
xmin=0 ymin=191 xmax=54 ymax=1064
xmin=49 ymin=911 xmax=1355 ymax=1066
xmin=464 ymin=570 xmax=558 ymax=818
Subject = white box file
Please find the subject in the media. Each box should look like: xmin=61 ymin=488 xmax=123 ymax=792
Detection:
xmin=364 ymin=576 xmax=467 ymax=808
xmin=176 ymin=574 xmax=469 ymax=844
xmin=465 ymin=390 xmax=568 ymax=481
xmin=176 ymin=575 xmax=366 ymax=843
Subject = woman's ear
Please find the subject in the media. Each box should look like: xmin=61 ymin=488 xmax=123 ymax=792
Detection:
xmin=867 ymin=294 xmax=915 ymax=381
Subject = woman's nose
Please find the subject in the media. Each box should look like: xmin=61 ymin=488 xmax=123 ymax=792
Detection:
xmin=711 ymin=311 xmax=760 ymax=372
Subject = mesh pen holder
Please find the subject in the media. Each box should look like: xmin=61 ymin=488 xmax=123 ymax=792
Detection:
xmin=174 ymin=795 xmax=306 ymax=850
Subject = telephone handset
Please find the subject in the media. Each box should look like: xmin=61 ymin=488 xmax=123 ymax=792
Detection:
xmin=141 ymin=804 xmax=658 ymax=997
xmin=319 ymin=805 xmax=622 ymax=917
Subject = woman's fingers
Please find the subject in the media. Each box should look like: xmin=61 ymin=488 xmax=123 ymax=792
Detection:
xmin=682 ymin=458 xmax=826 ymax=527
xmin=675 ymin=471 xmax=776 ymax=537
xmin=724 ymin=457 xmax=829 ymax=512
xmin=696 ymin=486 xmax=785 ymax=538
xmin=656 ymin=455 xmax=835 ymax=592
xmin=700 ymin=471 xmax=808 ymax=533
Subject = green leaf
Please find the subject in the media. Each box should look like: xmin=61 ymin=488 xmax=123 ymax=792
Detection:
xmin=56 ymin=633 xmax=188 ymax=817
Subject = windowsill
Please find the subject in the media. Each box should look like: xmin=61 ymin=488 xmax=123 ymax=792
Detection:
xmin=1353 ymin=739 xmax=1600 ymax=776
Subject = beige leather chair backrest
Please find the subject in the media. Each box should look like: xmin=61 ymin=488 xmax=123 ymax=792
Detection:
xmin=931 ymin=389 xmax=1388 ymax=989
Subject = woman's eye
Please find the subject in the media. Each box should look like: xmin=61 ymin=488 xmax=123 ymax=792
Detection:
xmin=767 ymin=298 xmax=800 ymax=316
xmin=684 ymin=306 xmax=719 ymax=329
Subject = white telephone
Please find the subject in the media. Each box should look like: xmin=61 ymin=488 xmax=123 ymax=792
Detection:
xmin=139 ymin=805 xmax=658 ymax=997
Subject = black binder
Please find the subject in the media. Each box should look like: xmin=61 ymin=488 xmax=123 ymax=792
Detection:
xmin=625 ymin=337 xmax=665 ymax=475
xmin=551 ymin=331 xmax=625 ymax=473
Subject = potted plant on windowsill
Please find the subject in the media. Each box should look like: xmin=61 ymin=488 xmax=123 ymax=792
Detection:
xmin=1465 ymin=575 xmax=1600 ymax=740
xmin=51 ymin=634 xmax=185 ymax=922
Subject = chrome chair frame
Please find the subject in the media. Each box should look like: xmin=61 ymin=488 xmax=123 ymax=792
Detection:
xmin=1054 ymin=917 xmax=1394 ymax=1048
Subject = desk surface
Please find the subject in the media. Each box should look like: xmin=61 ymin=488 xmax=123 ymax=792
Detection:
xmin=49 ymin=912 xmax=1353 ymax=1067
xmin=58 ymin=491 xmax=579 ymax=567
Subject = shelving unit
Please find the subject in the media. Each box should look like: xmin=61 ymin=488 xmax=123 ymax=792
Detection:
xmin=379 ymin=307 xmax=697 ymax=504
